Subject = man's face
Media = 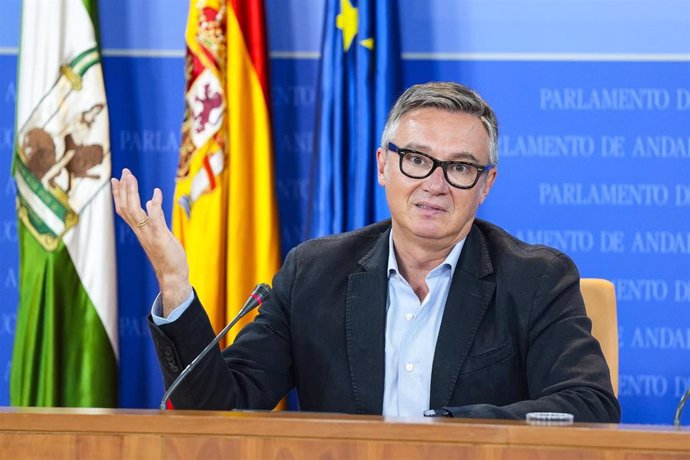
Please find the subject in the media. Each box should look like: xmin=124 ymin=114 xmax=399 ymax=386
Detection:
xmin=376 ymin=107 xmax=497 ymax=248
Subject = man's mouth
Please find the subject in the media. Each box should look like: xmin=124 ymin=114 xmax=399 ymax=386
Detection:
xmin=415 ymin=201 xmax=446 ymax=212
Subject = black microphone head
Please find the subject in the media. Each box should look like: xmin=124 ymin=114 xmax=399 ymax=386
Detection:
xmin=254 ymin=283 xmax=271 ymax=302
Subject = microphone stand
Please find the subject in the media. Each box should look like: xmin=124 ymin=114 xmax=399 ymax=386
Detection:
xmin=159 ymin=283 xmax=271 ymax=410
xmin=674 ymin=389 xmax=690 ymax=427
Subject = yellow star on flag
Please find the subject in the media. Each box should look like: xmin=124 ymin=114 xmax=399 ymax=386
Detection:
xmin=336 ymin=0 xmax=358 ymax=51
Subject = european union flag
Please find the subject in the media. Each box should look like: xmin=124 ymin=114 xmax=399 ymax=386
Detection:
xmin=307 ymin=0 xmax=401 ymax=237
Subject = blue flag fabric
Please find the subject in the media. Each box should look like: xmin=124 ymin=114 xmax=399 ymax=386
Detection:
xmin=307 ymin=0 xmax=401 ymax=238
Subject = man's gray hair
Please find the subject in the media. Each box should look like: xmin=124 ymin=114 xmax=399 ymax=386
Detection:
xmin=380 ymin=82 xmax=499 ymax=165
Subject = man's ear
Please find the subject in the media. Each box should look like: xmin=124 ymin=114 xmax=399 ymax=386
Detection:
xmin=376 ymin=147 xmax=387 ymax=186
xmin=479 ymin=167 xmax=497 ymax=204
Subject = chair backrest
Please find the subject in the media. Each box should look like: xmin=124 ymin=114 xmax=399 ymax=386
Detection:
xmin=580 ymin=278 xmax=618 ymax=396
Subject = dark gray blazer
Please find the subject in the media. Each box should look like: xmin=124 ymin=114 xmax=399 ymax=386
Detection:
xmin=149 ymin=219 xmax=620 ymax=422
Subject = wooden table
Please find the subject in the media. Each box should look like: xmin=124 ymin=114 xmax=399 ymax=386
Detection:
xmin=1 ymin=407 xmax=688 ymax=459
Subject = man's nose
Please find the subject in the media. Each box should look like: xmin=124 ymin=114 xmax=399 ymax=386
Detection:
xmin=422 ymin=165 xmax=448 ymax=192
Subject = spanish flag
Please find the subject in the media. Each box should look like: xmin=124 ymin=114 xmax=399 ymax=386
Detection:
xmin=173 ymin=0 xmax=280 ymax=343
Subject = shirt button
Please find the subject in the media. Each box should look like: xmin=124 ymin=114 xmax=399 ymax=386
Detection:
xmin=405 ymin=313 xmax=414 ymax=321
xmin=405 ymin=363 xmax=414 ymax=372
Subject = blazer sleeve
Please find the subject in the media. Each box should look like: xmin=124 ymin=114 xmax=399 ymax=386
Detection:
xmin=147 ymin=248 xmax=298 ymax=410
xmin=443 ymin=253 xmax=621 ymax=423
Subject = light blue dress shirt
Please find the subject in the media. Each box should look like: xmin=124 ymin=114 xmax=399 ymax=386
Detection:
xmin=382 ymin=232 xmax=465 ymax=417
xmin=152 ymin=231 xmax=465 ymax=417
xmin=151 ymin=291 xmax=194 ymax=325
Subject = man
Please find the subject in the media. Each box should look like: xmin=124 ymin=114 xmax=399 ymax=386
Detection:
xmin=112 ymin=82 xmax=620 ymax=422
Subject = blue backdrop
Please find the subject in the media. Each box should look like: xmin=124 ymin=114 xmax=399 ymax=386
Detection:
xmin=0 ymin=0 xmax=689 ymax=425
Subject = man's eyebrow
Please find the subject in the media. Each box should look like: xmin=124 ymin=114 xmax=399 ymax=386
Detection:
xmin=447 ymin=151 xmax=482 ymax=163
xmin=401 ymin=142 xmax=430 ymax=152
xmin=401 ymin=143 xmax=485 ymax=164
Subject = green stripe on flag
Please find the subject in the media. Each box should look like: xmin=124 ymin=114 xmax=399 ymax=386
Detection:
xmin=17 ymin=195 xmax=58 ymax=239
xmin=70 ymin=47 xmax=99 ymax=76
xmin=10 ymin=223 xmax=117 ymax=407
xmin=15 ymin=161 xmax=70 ymax=222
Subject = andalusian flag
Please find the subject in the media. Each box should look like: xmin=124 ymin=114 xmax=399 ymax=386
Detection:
xmin=173 ymin=0 xmax=280 ymax=342
xmin=11 ymin=0 xmax=118 ymax=406
xmin=307 ymin=0 xmax=401 ymax=237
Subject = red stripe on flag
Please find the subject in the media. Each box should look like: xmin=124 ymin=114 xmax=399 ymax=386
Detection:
xmin=203 ymin=155 xmax=216 ymax=191
xmin=229 ymin=0 xmax=270 ymax=97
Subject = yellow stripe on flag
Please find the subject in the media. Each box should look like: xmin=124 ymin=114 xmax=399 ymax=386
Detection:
xmin=225 ymin=5 xmax=281 ymax=341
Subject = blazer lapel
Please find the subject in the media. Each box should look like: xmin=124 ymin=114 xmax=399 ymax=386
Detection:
xmin=430 ymin=224 xmax=496 ymax=408
xmin=345 ymin=229 xmax=390 ymax=414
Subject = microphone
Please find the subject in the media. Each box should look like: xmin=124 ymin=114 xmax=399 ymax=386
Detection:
xmin=159 ymin=283 xmax=271 ymax=410
xmin=674 ymin=389 xmax=690 ymax=427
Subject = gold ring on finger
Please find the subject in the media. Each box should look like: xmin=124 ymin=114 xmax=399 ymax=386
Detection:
xmin=136 ymin=216 xmax=151 ymax=227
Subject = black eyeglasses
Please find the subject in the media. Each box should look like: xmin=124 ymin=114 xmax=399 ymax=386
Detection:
xmin=387 ymin=142 xmax=493 ymax=189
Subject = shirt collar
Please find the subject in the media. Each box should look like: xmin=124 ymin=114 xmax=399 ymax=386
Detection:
xmin=387 ymin=230 xmax=466 ymax=278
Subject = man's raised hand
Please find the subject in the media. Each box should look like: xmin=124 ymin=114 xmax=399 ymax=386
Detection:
xmin=111 ymin=168 xmax=192 ymax=316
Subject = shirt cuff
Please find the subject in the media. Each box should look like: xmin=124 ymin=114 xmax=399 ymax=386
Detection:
xmin=151 ymin=290 xmax=195 ymax=325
